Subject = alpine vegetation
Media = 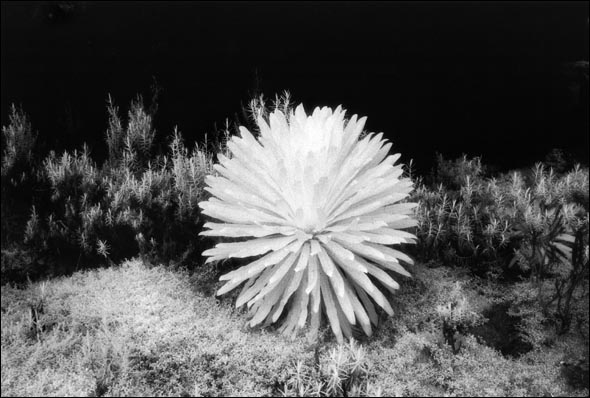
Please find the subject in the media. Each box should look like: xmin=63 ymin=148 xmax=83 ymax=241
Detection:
xmin=199 ymin=105 xmax=417 ymax=342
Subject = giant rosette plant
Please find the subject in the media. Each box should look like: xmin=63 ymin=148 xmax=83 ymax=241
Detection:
xmin=199 ymin=104 xmax=417 ymax=342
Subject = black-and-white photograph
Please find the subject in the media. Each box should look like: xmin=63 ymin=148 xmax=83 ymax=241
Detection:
xmin=1 ymin=1 xmax=589 ymax=396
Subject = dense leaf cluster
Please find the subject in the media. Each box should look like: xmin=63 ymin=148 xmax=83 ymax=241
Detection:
xmin=411 ymin=155 xmax=589 ymax=333
xmin=2 ymin=97 xmax=215 ymax=281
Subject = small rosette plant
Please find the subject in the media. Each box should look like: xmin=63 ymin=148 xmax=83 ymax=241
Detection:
xmin=199 ymin=104 xmax=417 ymax=342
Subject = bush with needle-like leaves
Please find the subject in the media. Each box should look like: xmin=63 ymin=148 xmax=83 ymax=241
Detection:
xmin=199 ymin=104 xmax=417 ymax=342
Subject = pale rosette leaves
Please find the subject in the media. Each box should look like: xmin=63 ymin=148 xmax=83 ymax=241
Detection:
xmin=199 ymin=104 xmax=417 ymax=342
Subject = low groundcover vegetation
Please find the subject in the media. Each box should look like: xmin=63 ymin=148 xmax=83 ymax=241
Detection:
xmin=1 ymin=92 xmax=589 ymax=396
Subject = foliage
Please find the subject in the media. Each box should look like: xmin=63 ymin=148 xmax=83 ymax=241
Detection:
xmin=0 ymin=247 xmax=38 ymax=286
xmin=413 ymin=157 xmax=589 ymax=338
xmin=0 ymin=260 xmax=311 ymax=397
xmin=413 ymin=157 xmax=589 ymax=275
xmin=548 ymin=213 xmax=590 ymax=334
xmin=412 ymin=172 xmax=514 ymax=270
xmin=200 ymin=103 xmax=417 ymax=343
xmin=435 ymin=281 xmax=485 ymax=353
xmin=1 ymin=104 xmax=37 ymax=173
xmin=1 ymin=105 xmax=38 ymax=246
xmin=1 ymin=95 xmax=217 ymax=281
xmin=506 ymin=165 xmax=589 ymax=334
xmin=2 ymin=258 xmax=587 ymax=397
xmin=104 ymin=94 xmax=156 ymax=173
xmin=1 ymin=90 xmax=588 ymax=396
xmin=244 ymin=90 xmax=295 ymax=128
xmin=429 ymin=153 xmax=485 ymax=191
xmin=364 ymin=262 xmax=588 ymax=397
xmin=544 ymin=148 xmax=575 ymax=174
xmin=508 ymin=202 xmax=574 ymax=281
xmin=281 ymin=339 xmax=382 ymax=397
xmin=25 ymin=145 xmax=113 ymax=266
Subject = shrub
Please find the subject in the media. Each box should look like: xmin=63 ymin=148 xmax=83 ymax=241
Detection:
xmin=1 ymin=105 xmax=38 ymax=246
xmin=413 ymin=160 xmax=589 ymax=275
xmin=104 ymin=95 xmax=156 ymax=173
xmin=544 ymin=148 xmax=575 ymax=175
xmin=547 ymin=213 xmax=589 ymax=334
xmin=436 ymin=281 xmax=485 ymax=353
xmin=281 ymin=339 xmax=381 ymax=397
xmin=7 ymin=94 xmax=217 ymax=280
xmin=411 ymin=159 xmax=589 ymax=338
xmin=102 ymin=128 xmax=214 ymax=266
xmin=430 ymin=153 xmax=485 ymax=191
xmin=34 ymin=146 xmax=112 ymax=258
xmin=412 ymin=174 xmax=514 ymax=270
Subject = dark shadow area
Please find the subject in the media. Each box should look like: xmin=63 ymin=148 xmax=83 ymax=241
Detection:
xmin=2 ymin=2 xmax=588 ymax=175
xmin=468 ymin=302 xmax=533 ymax=358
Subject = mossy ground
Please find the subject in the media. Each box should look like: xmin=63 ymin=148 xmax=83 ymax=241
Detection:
xmin=1 ymin=260 xmax=588 ymax=397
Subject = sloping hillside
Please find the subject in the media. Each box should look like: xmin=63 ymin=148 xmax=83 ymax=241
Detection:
xmin=2 ymin=260 xmax=587 ymax=397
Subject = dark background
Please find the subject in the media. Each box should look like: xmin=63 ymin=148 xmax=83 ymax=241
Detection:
xmin=1 ymin=1 xmax=589 ymax=174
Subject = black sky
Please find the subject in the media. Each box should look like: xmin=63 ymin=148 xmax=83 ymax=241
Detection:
xmin=1 ymin=1 xmax=589 ymax=174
